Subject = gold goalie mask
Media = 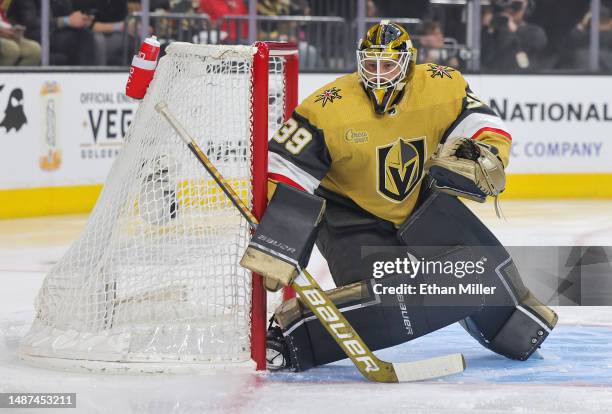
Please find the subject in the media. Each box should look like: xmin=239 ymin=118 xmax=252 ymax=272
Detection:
xmin=357 ymin=20 xmax=417 ymax=115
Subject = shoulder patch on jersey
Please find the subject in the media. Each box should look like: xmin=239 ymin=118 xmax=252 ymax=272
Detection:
xmin=314 ymin=87 xmax=342 ymax=107
xmin=426 ymin=64 xmax=455 ymax=79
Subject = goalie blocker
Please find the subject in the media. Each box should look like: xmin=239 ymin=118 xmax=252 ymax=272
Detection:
xmin=269 ymin=188 xmax=557 ymax=372
xmin=240 ymin=183 xmax=326 ymax=292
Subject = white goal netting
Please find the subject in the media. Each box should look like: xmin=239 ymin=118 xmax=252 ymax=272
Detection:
xmin=19 ymin=43 xmax=288 ymax=371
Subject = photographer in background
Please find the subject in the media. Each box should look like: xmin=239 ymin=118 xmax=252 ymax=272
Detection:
xmin=565 ymin=5 xmax=612 ymax=71
xmin=481 ymin=0 xmax=547 ymax=72
xmin=416 ymin=20 xmax=461 ymax=69
xmin=0 ymin=0 xmax=41 ymax=66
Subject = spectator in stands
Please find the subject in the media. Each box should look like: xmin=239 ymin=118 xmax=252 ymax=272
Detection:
xmin=481 ymin=0 xmax=547 ymax=72
xmin=126 ymin=0 xmax=169 ymax=12
xmin=257 ymin=0 xmax=293 ymax=17
xmin=198 ymin=0 xmax=248 ymax=43
xmin=366 ymin=0 xmax=379 ymax=18
xmin=257 ymin=0 xmax=300 ymax=42
xmin=257 ymin=0 xmax=318 ymax=68
xmin=9 ymin=0 xmax=96 ymax=65
xmin=85 ymin=0 xmax=135 ymax=65
xmin=565 ymin=5 xmax=612 ymax=71
xmin=123 ymin=0 xmax=161 ymax=39
xmin=0 ymin=0 xmax=41 ymax=66
xmin=417 ymin=20 xmax=460 ymax=68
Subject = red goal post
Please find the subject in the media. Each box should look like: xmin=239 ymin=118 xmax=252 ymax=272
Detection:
xmin=251 ymin=41 xmax=299 ymax=370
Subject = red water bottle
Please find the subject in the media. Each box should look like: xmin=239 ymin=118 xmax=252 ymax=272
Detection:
xmin=126 ymin=36 xmax=161 ymax=99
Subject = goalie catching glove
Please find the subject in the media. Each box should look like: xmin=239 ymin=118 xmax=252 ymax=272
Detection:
xmin=426 ymin=137 xmax=506 ymax=206
xmin=240 ymin=183 xmax=325 ymax=292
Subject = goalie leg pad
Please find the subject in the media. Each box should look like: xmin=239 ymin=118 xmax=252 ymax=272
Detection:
xmin=272 ymin=246 xmax=491 ymax=371
xmin=273 ymin=276 xmax=481 ymax=372
xmin=240 ymin=183 xmax=325 ymax=291
xmin=462 ymin=291 xmax=558 ymax=360
xmin=275 ymin=248 xmax=546 ymax=371
xmin=272 ymin=189 xmax=556 ymax=371
xmin=398 ymin=190 xmax=558 ymax=360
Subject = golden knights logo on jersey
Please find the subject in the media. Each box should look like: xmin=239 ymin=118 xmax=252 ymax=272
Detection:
xmin=377 ymin=137 xmax=426 ymax=202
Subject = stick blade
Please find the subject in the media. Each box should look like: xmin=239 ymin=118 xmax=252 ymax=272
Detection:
xmin=392 ymin=353 xmax=466 ymax=382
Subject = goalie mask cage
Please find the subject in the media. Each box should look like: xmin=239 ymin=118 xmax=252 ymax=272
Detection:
xmin=19 ymin=42 xmax=298 ymax=373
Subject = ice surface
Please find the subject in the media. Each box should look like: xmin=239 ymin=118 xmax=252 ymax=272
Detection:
xmin=1 ymin=201 xmax=612 ymax=413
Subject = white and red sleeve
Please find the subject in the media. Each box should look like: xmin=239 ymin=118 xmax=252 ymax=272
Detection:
xmin=442 ymin=85 xmax=512 ymax=167
xmin=267 ymin=110 xmax=332 ymax=194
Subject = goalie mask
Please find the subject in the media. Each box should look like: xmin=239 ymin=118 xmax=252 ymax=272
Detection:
xmin=357 ymin=21 xmax=416 ymax=115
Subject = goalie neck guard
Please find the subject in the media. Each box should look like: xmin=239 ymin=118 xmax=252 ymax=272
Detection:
xmin=357 ymin=20 xmax=417 ymax=115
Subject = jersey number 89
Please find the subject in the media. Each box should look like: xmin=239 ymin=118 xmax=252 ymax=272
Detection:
xmin=272 ymin=118 xmax=312 ymax=155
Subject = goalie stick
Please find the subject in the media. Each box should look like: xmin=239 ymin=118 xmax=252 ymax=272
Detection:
xmin=155 ymin=101 xmax=466 ymax=383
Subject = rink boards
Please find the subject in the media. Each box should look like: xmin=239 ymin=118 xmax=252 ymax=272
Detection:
xmin=1 ymin=71 xmax=611 ymax=218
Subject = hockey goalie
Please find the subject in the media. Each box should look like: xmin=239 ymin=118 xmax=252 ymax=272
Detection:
xmin=241 ymin=21 xmax=558 ymax=372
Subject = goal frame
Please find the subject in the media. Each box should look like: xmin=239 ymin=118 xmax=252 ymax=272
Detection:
xmin=251 ymin=41 xmax=299 ymax=370
xmin=18 ymin=41 xmax=299 ymax=374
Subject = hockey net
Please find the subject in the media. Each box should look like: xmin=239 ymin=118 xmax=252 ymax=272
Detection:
xmin=19 ymin=42 xmax=298 ymax=372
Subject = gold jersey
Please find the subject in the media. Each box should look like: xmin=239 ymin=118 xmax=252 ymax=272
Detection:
xmin=268 ymin=64 xmax=512 ymax=226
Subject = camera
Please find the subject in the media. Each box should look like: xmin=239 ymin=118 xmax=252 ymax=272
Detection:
xmin=491 ymin=13 xmax=510 ymax=30
xmin=490 ymin=0 xmax=534 ymax=30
